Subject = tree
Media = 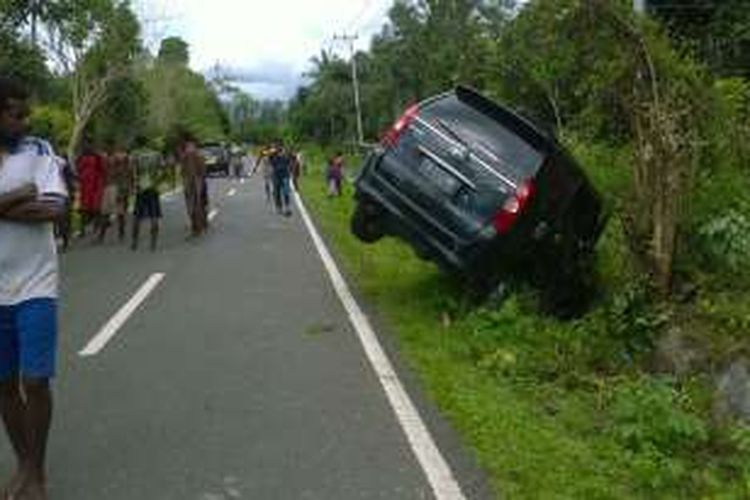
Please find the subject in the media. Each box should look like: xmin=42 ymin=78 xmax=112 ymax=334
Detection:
xmin=228 ymin=91 xmax=256 ymax=142
xmin=157 ymin=36 xmax=188 ymax=66
xmin=141 ymin=37 xmax=229 ymax=145
xmin=40 ymin=0 xmax=141 ymax=162
xmin=88 ymin=74 xmax=148 ymax=147
xmin=0 ymin=27 xmax=49 ymax=92
xmin=650 ymin=0 xmax=750 ymax=77
xmin=496 ymin=0 xmax=706 ymax=292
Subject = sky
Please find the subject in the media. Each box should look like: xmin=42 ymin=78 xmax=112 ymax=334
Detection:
xmin=134 ymin=0 xmax=394 ymax=101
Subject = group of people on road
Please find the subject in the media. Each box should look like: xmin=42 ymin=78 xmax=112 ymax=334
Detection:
xmin=0 ymin=75 xmax=225 ymax=499
xmin=0 ymin=72 xmax=352 ymax=499
xmin=252 ymin=143 xmax=348 ymax=214
xmin=54 ymin=131 xmax=214 ymax=253
xmin=71 ymin=141 xmax=161 ymax=250
xmin=252 ymin=143 xmax=304 ymax=217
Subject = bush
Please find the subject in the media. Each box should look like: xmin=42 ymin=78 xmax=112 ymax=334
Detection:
xmin=610 ymin=377 xmax=708 ymax=492
xmin=29 ymin=105 xmax=74 ymax=152
xmin=696 ymin=208 xmax=750 ymax=274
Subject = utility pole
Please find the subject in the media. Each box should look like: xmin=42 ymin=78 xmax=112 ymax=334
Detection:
xmin=30 ymin=0 xmax=38 ymax=46
xmin=334 ymin=33 xmax=364 ymax=146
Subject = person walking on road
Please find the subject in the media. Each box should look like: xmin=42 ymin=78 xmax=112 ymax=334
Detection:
xmin=178 ymin=132 xmax=207 ymax=237
xmin=0 ymin=77 xmax=68 ymax=500
xmin=130 ymin=148 xmax=163 ymax=251
xmin=252 ymin=146 xmax=274 ymax=204
xmin=269 ymin=144 xmax=293 ymax=217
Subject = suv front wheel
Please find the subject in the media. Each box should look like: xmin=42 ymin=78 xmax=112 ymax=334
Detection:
xmin=351 ymin=201 xmax=385 ymax=243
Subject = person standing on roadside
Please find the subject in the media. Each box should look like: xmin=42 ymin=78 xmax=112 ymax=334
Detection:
xmin=327 ymin=152 xmax=345 ymax=197
xmin=178 ymin=132 xmax=207 ymax=237
xmin=290 ymin=148 xmax=301 ymax=192
xmin=0 ymin=77 xmax=67 ymax=500
xmin=296 ymin=150 xmax=306 ymax=176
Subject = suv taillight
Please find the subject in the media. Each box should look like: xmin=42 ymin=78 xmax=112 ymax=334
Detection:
xmin=492 ymin=180 xmax=535 ymax=235
xmin=381 ymin=104 xmax=420 ymax=147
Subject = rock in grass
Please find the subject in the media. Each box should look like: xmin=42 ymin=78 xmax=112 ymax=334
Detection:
xmin=714 ymin=358 xmax=750 ymax=423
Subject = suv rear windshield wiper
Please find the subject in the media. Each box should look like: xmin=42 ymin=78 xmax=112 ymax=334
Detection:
xmin=432 ymin=117 xmax=517 ymax=190
xmin=433 ymin=117 xmax=473 ymax=155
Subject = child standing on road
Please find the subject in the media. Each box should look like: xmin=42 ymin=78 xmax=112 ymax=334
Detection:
xmin=131 ymin=148 xmax=163 ymax=251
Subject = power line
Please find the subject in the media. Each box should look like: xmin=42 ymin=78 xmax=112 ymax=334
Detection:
xmin=348 ymin=0 xmax=374 ymax=32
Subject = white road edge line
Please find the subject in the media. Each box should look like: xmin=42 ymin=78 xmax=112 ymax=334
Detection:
xmin=293 ymin=192 xmax=466 ymax=500
xmin=79 ymin=273 xmax=165 ymax=357
xmin=208 ymin=209 xmax=219 ymax=221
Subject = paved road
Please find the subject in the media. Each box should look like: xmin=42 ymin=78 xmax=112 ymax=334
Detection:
xmin=0 ymin=177 xmax=490 ymax=499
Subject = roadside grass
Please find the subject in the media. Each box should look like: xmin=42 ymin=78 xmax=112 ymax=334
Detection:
xmin=299 ymin=146 xmax=750 ymax=498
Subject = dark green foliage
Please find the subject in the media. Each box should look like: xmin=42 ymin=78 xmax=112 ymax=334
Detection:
xmin=0 ymin=28 xmax=48 ymax=93
xmin=157 ymin=36 xmax=189 ymax=66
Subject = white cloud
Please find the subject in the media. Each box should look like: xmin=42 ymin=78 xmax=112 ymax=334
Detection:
xmin=136 ymin=0 xmax=392 ymax=100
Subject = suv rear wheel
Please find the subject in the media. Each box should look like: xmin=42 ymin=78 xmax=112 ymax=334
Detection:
xmin=351 ymin=201 xmax=385 ymax=243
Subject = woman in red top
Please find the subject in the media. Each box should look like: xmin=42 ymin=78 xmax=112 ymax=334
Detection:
xmin=76 ymin=145 xmax=105 ymax=236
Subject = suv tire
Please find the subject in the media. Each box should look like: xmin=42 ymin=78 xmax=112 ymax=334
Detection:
xmin=352 ymin=202 xmax=384 ymax=243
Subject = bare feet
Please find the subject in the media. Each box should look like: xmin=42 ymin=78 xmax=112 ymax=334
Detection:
xmin=3 ymin=469 xmax=25 ymax=500
xmin=15 ymin=474 xmax=47 ymax=500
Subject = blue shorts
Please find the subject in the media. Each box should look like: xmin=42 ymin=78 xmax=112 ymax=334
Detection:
xmin=0 ymin=299 xmax=58 ymax=380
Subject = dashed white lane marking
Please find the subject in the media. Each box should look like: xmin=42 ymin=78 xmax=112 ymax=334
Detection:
xmin=240 ymin=179 xmax=246 ymax=185
xmin=79 ymin=273 xmax=165 ymax=357
xmin=161 ymin=187 xmax=182 ymax=201
xmin=227 ymin=188 xmax=237 ymax=197
xmin=293 ymin=191 xmax=467 ymax=500
xmin=208 ymin=209 xmax=219 ymax=221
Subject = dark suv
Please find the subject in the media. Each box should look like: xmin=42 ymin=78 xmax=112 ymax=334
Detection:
xmin=352 ymin=86 xmax=606 ymax=305
xmin=200 ymin=143 xmax=230 ymax=177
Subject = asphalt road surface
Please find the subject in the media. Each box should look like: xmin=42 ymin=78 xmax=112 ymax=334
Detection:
xmin=0 ymin=177 xmax=491 ymax=499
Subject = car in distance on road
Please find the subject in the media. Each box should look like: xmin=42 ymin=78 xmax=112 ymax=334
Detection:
xmin=351 ymin=86 xmax=607 ymax=314
xmin=200 ymin=143 xmax=230 ymax=177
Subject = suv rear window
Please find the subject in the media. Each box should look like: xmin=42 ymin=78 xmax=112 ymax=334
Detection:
xmin=423 ymin=96 xmax=544 ymax=179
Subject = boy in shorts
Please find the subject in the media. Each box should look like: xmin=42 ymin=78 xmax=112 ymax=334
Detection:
xmin=131 ymin=149 xmax=163 ymax=251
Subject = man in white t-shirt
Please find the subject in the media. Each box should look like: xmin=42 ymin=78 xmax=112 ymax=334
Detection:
xmin=0 ymin=78 xmax=67 ymax=500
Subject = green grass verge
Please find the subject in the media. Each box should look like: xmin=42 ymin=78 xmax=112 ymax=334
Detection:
xmin=299 ymin=146 xmax=750 ymax=499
